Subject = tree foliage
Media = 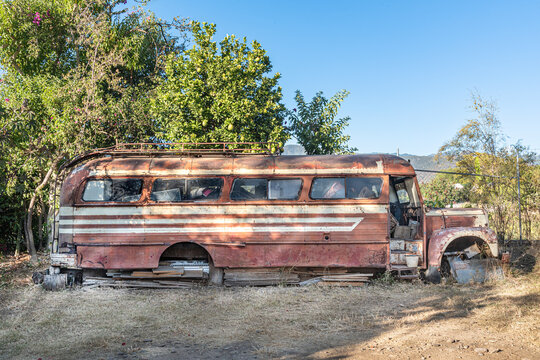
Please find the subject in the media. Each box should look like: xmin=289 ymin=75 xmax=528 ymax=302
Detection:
xmin=0 ymin=2 xmax=295 ymax=258
xmin=288 ymin=90 xmax=356 ymax=155
xmin=438 ymin=93 xmax=503 ymax=169
xmin=420 ymin=172 xmax=471 ymax=208
xmin=0 ymin=0 xmax=73 ymax=76
xmin=0 ymin=0 xmax=185 ymax=260
xmin=151 ymin=22 xmax=289 ymax=149
xmin=438 ymin=93 xmax=539 ymax=240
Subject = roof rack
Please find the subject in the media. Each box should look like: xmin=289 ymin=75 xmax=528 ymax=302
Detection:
xmin=60 ymin=141 xmax=281 ymax=171
xmin=114 ymin=141 xmax=280 ymax=154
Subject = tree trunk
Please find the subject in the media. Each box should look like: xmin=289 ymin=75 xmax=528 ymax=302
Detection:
xmin=14 ymin=219 xmax=22 ymax=257
xmin=47 ymin=173 xmax=57 ymax=252
xmin=38 ymin=201 xmax=44 ymax=250
xmin=24 ymin=206 xmax=37 ymax=263
xmin=25 ymin=157 xmax=62 ymax=264
xmin=23 ymin=203 xmax=30 ymax=251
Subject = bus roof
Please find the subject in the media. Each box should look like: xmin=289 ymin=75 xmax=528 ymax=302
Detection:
xmin=73 ymin=154 xmax=416 ymax=177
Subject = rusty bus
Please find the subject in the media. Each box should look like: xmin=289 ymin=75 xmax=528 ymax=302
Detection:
xmin=42 ymin=143 xmax=500 ymax=288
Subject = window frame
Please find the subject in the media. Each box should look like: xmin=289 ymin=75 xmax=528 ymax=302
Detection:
xmin=310 ymin=176 xmax=384 ymax=200
xmin=81 ymin=177 xmax=144 ymax=203
xmin=267 ymin=178 xmax=304 ymax=201
xmin=346 ymin=176 xmax=384 ymax=200
xmin=230 ymin=177 xmax=303 ymax=201
xmin=150 ymin=177 xmax=224 ymax=203
xmin=309 ymin=177 xmax=346 ymax=200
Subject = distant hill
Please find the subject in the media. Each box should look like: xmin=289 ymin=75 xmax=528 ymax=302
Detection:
xmin=282 ymin=145 xmax=454 ymax=182
xmin=395 ymin=153 xmax=455 ymax=183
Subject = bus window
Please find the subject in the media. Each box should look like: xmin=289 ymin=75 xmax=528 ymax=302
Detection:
xmin=230 ymin=178 xmax=267 ymax=200
xmin=82 ymin=179 xmax=142 ymax=202
xmin=151 ymin=178 xmax=223 ymax=202
xmin=346 ymin=177 xmax=383 ymax=199
xmin=268 ymin=179 xmax=302 ymax=200
xmin=231 ymin=178 xmax=302 ymax=201
xmin=311 ymin=178 xmax=345 ymax=199
xmin=151 ymin=179 xmax=184 ymax=201
xmin=186 ymin=178 xmax=223 ymax=200
xmin=395 ymin=182 xmax=410 ymax=204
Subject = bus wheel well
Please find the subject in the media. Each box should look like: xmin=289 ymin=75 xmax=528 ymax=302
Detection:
xmin=159 ymin=242 xmax=211 ymax=262
xmin=426 ymin=234 xmax=494 ymax=284
xmin=444 ymin=236 xmax=493 ymax=257
xmin=159 ymin=242 xmax=223 ymax=285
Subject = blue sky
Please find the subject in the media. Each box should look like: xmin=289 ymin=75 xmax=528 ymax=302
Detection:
xmin=143 ymin=0 xmax=540 ymax=155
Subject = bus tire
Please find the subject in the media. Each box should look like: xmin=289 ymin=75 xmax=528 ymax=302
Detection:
xmin=425 ymin=266 xmax=441 ymax=284
xmin=208 ymin=261 xmax=224 ymax=286
xmin=42 ymin=273 xmax=67 ymax=291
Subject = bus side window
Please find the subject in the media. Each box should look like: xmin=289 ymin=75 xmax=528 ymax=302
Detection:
xmin=268 ymin=179 xmax=302 ymax=200
xmin=151 ymin=178 xmax=224 ymax=202
xmin=151 ymin=179 xmax=185 ymax=202
xmin=311 ymin=178 xmax=345 ymax=199
xmin=230 ymin=178 xmax=267 ymax=200
xmin=82 ymin=179 xmax=143 ymax=202
xmin=346 ymin=177 xmax=383 ymax=199
xmin=187 ymin=178 xmax=223 ymax=201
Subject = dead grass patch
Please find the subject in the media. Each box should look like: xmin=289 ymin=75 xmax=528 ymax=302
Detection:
xmin=0 ymin=253 xmax=48 ymax=288
xmin=0 ymin=252 xmax=539 ymax=359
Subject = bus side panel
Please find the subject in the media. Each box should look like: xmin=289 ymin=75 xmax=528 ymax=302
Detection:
xmin=68 ymin=204 xmax=389 ymax=270
xmin=210 ymin=211 xmax=388 ymax=268
xmin=208 ymin=243 xmax=387 ymax=268
xmin=77 ymin=244 xmax=165 ymax=269
xmin=74 ymin=242 xmax=388 ymax=269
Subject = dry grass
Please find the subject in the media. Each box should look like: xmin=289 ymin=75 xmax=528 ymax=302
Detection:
xmin=0 ymin=249 xmax=539 ymax=360
xmin=0 ymin=253 xmax=48 ymax=288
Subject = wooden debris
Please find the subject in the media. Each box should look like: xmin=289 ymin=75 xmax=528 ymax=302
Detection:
xmin=88 ymin=268 xmax=373 ymax=289
xmin=299 ymin=272 xmax=372 ymax=287
xmin=105 ymin=261 xmax=208 ymax=280
xmin=320 ymin=273 xmax=372 ymax=282
xmin=83 ymin=278 xmax=197 ymax=289
xmin=317 ymin=281 xmax=366 ymax=287
xmin=224 ymin=269 xmax=300 ymax=286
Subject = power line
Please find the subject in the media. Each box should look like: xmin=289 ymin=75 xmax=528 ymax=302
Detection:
xmin=415 ymin=169 xmax=515 ymax=179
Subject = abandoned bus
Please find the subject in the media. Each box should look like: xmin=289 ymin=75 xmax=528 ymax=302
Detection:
xmin=44 ymin=143 xmax=500 ymax=288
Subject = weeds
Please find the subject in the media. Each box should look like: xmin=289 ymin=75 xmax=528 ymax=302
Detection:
xmin=373 ymin=270 xmax=395 ymax=285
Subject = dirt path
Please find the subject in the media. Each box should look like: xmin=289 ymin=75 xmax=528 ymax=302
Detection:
xmin=1 ymin=271 xmax=539 ymax=360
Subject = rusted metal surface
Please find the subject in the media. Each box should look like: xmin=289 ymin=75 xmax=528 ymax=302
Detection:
xmin=59 ymin=154 xmax=403 ymax=271
xmin=63 ymin=154 xmax=413 ymax=181
xmin=425 ymin=208 xmax=488 ymax=239
xmin=69 ymin=210 xmax=389 ymax=269
xmin=446 ymin=256 xmax=504 ymax=284
xmin=427 ymin=226 xmax=498 ymax=268
xmin=77 ymin=244 xmax=164 ymax=269
xmin=59 ymin=142 xmax=282 ymax=172
xmin=54 ymin=152 xmax=497 ymax=278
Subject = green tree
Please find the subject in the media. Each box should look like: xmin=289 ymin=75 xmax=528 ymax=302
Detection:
xmin=288 ymin=90 xmax=356 ymax=155
xmin=0 ymin=0 xmax=183 ymax=261
xmin=0 ymin=0 xmax=73 ymax=76
xmin=438 ymin=93 xmax=538 ymax=240
xmin=151 ymin=22 xmax=289 ymax=149
xmin=420 ymin=172 xmax=471 ymax=208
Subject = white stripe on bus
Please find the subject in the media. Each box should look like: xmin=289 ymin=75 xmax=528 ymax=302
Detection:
xmin=59 ymin=204 xmax=387 ymax=217
xmin=59 ymin=216 xmax=364 ymax=226
xmin=60 ymin=221 xmax=364 ymax=235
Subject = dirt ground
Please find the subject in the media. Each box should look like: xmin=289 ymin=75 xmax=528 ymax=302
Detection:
xmin=0 ymin=249 xmax=539 ymax=360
